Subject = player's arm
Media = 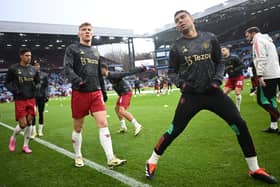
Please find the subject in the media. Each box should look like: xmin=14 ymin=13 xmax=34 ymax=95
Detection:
xmin=43 ymin=73 xmax=50 ymax=99
xmin=98 ymin=60 xmax=108 ymax=102
xmin=168 ymin=45 xmax=181 ymax=87
xmin=252 ymin=39 xmax=267 ymax=77
xmin=108 ymin=66 xmax=145 ymax=79
xmin=211 ymin=35 xmax=225 ymax=85
xmin=233 ymin=56 xmax=244 ymax=73
xmin=4 ymin=66 xmax=20 ymax=94
xmin=63 ymin=46 xmax=84 ymax=86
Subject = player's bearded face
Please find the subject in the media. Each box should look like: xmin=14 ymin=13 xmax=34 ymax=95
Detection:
xmin=20 ymin=52 xmax=32 ymax=64
xmin=79 ymin=26 xmax=93 ymax=43
xmin=175 ymin=12 xmax=194 ymax=33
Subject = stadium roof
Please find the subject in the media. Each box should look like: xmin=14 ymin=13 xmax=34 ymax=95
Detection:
xmin=153 ymin=0 xmax=280 ymax=48
xmin=0 ymin=20 xmax=134 ymax=37
xmin=0 ymin=20 xmax=135 ymax=50
xmin=0 ymin=21 xmax=139 ymax=69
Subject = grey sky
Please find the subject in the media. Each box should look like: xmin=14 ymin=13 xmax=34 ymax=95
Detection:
xmin=1 ymin=0 xmax=225 ymax=34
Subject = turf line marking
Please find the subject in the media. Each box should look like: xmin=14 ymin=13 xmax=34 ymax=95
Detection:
xmin=0 ymin=121 xmax=151 ymax=187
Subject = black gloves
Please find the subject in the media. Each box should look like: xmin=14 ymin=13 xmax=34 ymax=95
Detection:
xmin=206 ymin=80 xmax=221 ymax=94
xmin=44 ymin=97 xmax=49 ymax=102
xmin=102 ymin=90 xmax=108 ymax=102
xmin=73 ymin=77 xmax=87 ymax=88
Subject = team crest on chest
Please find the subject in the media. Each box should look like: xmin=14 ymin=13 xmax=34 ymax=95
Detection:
xmin=202 ymin=42 xmax=210 ymax=49
xmin=181 ymin=46 xmax=188 ymax=54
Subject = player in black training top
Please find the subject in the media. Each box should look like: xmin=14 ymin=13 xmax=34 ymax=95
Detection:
xmin=222 ymin=46 xmax=244 ymax=111
xmin=101 ymin=63 xmax=145 ymax=136
xmin=145 ymin=10 xmax=277 ymax=184
xmin=6 ymin=48 xmax=39 ymax=154
xmin=31 ymin=61 xmax=49 ymax=138
xmin=64 ymin=22 xmax=126 ymax=168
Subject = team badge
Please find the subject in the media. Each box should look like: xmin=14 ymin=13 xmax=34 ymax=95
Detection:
xmin=181 ymin=46 xmax=188 ymax=54
xmin=202 ymin=42 xmax=209 ymax=49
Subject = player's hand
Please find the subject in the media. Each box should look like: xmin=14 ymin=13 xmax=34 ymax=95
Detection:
xmin=258 ymin=76 xmax=266 ymax=87
xmin=102 ymin=91 xmax=108 ymax=102
xmin=44 ymin=97 xmax=49 ymax=102
xmin=206 ymin=80 xmax=221 ymax=94
xmin=14 ymin=89 xmax=22 ymax=96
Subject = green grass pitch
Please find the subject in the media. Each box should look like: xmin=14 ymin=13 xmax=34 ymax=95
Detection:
xmin=0 ymin=80 xmax=279 ymax=187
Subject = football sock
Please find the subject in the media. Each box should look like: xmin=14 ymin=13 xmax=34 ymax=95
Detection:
xmin=270 ymin=122 xmax=278 ymax=130
xmin=99 ymin=127 xmax=114 ymax=161
xmin=245 ymin=156 xmax=260 ymax=172
xmin=12 ymin=124 xmax=23 ymax=138
xmin=39 ymin=124 xmax=44 ymax=134
xmin=148 ymin=151 xmax=160 ymax=164
xmin=236 ymin=94 xmax=242 ymax=111
xmin=32 ymin=125 xmax=36 ymax=134
xmin=131 ymin=118 xmax=141 ymax=128
xmin=72 ymin=130 xmax=82 ymax=157
xmin=120 ymin=119 xmax=127 ymax=129
xmin=23 ymin=126 xmax=31 ymax=147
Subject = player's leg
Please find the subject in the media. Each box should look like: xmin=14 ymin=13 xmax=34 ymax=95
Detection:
xmin=234 ymin=76 xmax=244 ymax=112
xmin=146 ymin=94 xmax=201 ymax=179
xmin=117 ymin=106 xmax=142 ymax=136
xmin=22 ymin=114 xmax=33 ymax=153
xmin=250 ymin=76 xmax=258 ymax=95
xmin=30 ymin=115 xmax=37 ymax=139
xmin=37 ymin=99 xmax=46 ymax=136
xmin=31 ymin=99 xmax=39 ymax=138
xmin=9 ymin=100 xmax=29 ymax=152
xmin=91 ymin=90 xmax=126 ymax=168
xmin=71 ymin=90 xmax=89 ymax=167
xmin=72 ymin=117 xmax=84 ymax=167
xmin=257 ymin=79 xmax=279 ymax=132
xmin=208 ymin=89 xmax=277 ymax=184
xmin=235 ymin=87 xmax=242 ymax=112
xmin=115 ymin=105 xmax=127 ymax=133
xmin=93 ymin=110 xmax=126 ymax=168
xmin=117 ymin=93 xmax=141 ymax=135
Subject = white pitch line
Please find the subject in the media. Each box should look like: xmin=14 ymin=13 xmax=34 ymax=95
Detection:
xmin=0 ymin=121 xmax=151 ymax=187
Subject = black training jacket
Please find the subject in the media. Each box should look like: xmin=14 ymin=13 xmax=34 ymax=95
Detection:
xmin=35 ymin=71 xmax=49 ymax=98
xmin=168 ymin=31 xmax=225 ymax=93
xmin=107 ymin=67 xmax=144 ymax=96
xmin=224 ymin=55 xmax=244 ymax=78
xmin=64 ymin=43 xmax=106 ymax=93
xmin=5 ymin=63 xmax=39 ymax=100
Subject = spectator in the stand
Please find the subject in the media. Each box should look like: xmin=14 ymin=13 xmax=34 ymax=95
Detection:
xmin=245 ymin=26 xmax=280 ymax=133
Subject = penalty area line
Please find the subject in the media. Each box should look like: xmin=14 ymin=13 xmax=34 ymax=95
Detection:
xmin=0 ymin=121 xmax=151 ymax=187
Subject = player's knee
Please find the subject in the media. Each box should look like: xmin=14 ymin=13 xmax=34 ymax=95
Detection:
xmin=166 ymin=123 xmax=182 ymax=137
xmin=230 ymin=119 xmax=248 ymax=136
xmin=74 ymin=126 xmax=83 ymax=133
